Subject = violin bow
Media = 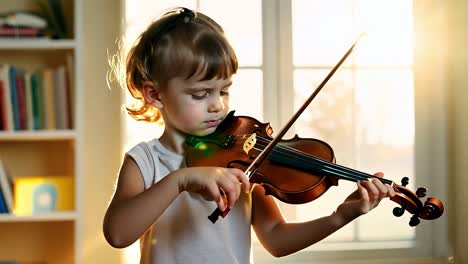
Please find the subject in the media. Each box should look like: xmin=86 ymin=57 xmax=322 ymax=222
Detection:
xmin=208 ymin=33 xmax=367 ymax=223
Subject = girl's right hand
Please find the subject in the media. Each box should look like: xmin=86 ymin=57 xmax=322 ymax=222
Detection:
xmin=176 ymin=167 xmax=250 ymax=211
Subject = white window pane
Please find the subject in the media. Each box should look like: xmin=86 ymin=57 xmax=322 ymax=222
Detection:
xmin=293 ymin=69 xmax=356 ymax=241
xmin=294 ymin=69 xmax=355 ymax=167
xmin=354 ymin=0 xmax=413 ymax=66
xmin=199 ymin=0 xmax=262 ymax=67
xmin=230 ymin=69 xmax=263 ymax=120
xmin=292 ymin=0 xmax=413 ymax=67
xmin=354 ymin=69 xmax=415 ymax=240
xmin=292 ymin=0 xmax=356 ymax=66
xmin=355 ymin=69 xmax=415 ymax=147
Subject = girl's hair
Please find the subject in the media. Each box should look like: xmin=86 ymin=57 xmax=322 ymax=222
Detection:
xmin=125 ymin=7 xmax=238 ymax=123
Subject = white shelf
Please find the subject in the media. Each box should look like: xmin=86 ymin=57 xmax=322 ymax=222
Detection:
xmin=0 ymin=211 xmax=77 ymax=222
xmin=0 ymin=130 xmax=76 ymax=141
xmin=0 ymin=39 xmax=76 ymax=50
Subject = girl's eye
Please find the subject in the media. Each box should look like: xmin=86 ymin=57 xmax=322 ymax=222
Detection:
xmin=221 ymin=90 xmax=230 ymax=96
xmin=191 ymin=92 xmax=209 ymax=100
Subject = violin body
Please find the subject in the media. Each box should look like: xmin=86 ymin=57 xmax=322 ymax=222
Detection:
xmin=186 ymin=114 xmax=338 ymax=204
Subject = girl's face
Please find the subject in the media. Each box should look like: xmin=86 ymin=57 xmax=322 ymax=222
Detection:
xmin=158 ymin=74 xmax=232 ymax=137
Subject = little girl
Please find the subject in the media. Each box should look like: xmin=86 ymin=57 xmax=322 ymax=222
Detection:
xmin=103 ymin=7 xmax=395 ymax=264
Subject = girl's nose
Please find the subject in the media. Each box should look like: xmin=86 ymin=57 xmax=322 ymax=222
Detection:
xmin=208 ymin=95 xmax=225 ymax=113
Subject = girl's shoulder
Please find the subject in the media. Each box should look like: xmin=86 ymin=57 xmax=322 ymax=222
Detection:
xmin=126 ymin=139 xmax=161 ymax=190
xmin=128 ymin=138 xmax=182 ymax=159
xmin=126 ymin=138 xmax=184 ymax=189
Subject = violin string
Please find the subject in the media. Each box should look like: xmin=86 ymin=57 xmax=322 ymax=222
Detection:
xmin=250 ymin=142 xmax=374 ymax=184
xmin=250 ymin=143 xmax=367 ymax=181
xmin=259 ymin=137 xmax=394 ymax=185
xmin=250 ymin=144 xmax=367 ymax=183
xmin=254 ymin=136 xmax=390 ymax=184
xmin=252 ymin=135 xmax=393 ymax=185
xmin=251 ymin=136 xmax=369 ymax=181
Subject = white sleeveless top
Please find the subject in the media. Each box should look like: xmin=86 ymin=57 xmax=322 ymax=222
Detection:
xmin=127 ymin=139 xmax=253 ymax=264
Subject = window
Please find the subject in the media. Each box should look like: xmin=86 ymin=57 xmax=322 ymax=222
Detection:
xmin=121 ymin=0 xmax=446 ymax=263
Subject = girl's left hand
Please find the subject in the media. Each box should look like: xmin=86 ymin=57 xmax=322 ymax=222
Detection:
xmin=336 ymin=172 xmax=396 ymax=221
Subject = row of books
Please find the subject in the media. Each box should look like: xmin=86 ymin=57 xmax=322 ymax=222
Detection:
xmin=0 ymin=59 xmax=74 ymax=131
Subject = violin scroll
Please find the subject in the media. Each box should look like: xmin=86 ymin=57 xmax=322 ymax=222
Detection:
xmin=391 ymin=177 xmax=444 ymax=226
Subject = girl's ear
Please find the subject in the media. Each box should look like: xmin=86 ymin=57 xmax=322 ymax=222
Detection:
xmin=142 ymin=81 xmax=163 ymax=108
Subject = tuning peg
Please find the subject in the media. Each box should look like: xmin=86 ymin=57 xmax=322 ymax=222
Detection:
xmin=400 ymin=177 xmax=409 ymax=187
xmin=416 ymin=187 xmax=427 ymax=198
xmin=393 ymin=200 xmax=406 ymax=217
xmin=393 ymin=206 xmax=405 ymax=217
xmin=409 ymin=214 xmax=420 ymax=227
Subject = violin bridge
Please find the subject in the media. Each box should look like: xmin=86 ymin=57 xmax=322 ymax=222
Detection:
xmin=243 ymin=133 xmax=257 ymax=155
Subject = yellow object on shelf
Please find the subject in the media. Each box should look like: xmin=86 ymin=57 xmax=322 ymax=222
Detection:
xmin=14 ymin=176 xmax=74 ymax=215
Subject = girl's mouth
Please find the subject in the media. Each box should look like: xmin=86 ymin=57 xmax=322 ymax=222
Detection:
xmin=206 ymin=120 xmax=220 ymax=127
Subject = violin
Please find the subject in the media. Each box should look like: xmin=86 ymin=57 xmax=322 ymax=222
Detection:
xmin=185 ymin=34 xmax=444 ymax=226
xmin=185 ymin=112 xmax=444 ymax=226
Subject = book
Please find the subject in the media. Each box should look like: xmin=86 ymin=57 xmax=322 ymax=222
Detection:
xmin=0 ymin=80 xmax=5 ymax=130
xmin=0 ymin=160 xmax=14 ymax=212
xmin=0 ymin=65 xmax=13 ymax=131
xmin=30 ymin=72 xmax=42 ymax=129
xmin=0 ymin=26 xmax=43 ymax=37
xmin=9 ymin=66 xmax=19 ymax=130
xmin=65 ymin=54 xmax=74 ymax=128
xmin=42 ymin=68 xmax=55 ymax=129
xmin=15 ymin=70 xmax=26 ymax=130
xmin=0 ymin=188 xmax=7 ymax=213
xmin=24 ymin=72 xmax=34 ymax=130
xmin=37 ymin=71 xmax=46 ymax=129
xmin=54 ymin=65 xmax=68 ymax=129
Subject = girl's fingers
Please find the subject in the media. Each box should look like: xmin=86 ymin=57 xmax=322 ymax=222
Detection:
xmin=371 ymin=172 xmax=394 ymax=198
xmin=226 ymin=172 xmax=241 ymax=200
xmin=387 ymin=184 xmax=396 ymax=197
xmin=200 ymin=167 xmax=251 ymax=210
xmin=216 ymin=178 xmax=238 ymax=209
xmin=221 ymin=168 xmax=252 ymax=209
xmin=230 ymin=168 xmax=251 ymax=193
xmin=373 ymin=172 xmax=384 ymax=178
xmin=361 ymin=179 xmax=380 ymax=202
xmin=206 ymin=182 xmax=225 ymax=210
xmin=357 ymin=181 xmax=369 ymax=202
xmin=371 ymin=178 xmax=389 ymax=199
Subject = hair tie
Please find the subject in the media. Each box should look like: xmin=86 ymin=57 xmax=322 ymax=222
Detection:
xmin=179 ymin=7 xmax=196 ymax=23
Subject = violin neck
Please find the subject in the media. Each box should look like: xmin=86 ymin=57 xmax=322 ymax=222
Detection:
xmin=268 ymin=144 xmax=393 ymax=185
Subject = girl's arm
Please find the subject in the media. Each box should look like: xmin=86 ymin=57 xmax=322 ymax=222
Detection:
xmin=103 ymin=155 xmax=182 ymax=248
xmin=103 ymin=155 xmax=250 ymax=248
xmin=251 ymin=173 xmax=395 ymax=257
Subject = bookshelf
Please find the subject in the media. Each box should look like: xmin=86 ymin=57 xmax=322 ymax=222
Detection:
xmin=0 ymin=0 xmax=81 ymax=263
